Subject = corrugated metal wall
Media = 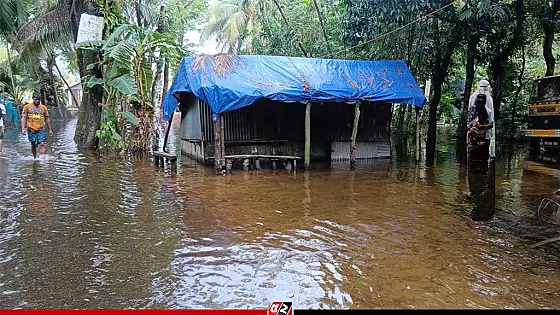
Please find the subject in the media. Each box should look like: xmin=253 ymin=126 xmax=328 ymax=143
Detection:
xmin=180 ymin=96 xmax=393 ymax=160
xmin=330 ymin=141 xmax=391 ymax=160
xmin=199 ymin=100 xmax=305 ymax=142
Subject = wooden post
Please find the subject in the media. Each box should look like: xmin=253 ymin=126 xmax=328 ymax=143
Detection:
xmin=214 ymin=114 xmax=222 ymax=175
xmin=304 ymin=102 xmax=311 ymax=169
xmin=415 ymin=107 xmax=420 ymax=163
xmin=255 ymin=158 xmax=261 ymax=170
xmin=220 ymin=114 xmax=226 ymax=168
xmin=285 ymin=160 xmax=292 ymax=171
xmin=226 ymin=159 xmax=232 ymax=173
xmin=350 ymin=101 xmax=361 ymax=169
xmin=163 ymin=111 xmax=175 ymax=152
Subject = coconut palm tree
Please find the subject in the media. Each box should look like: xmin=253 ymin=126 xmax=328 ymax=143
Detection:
xmin=12 ymin=0 xmax=104 ymax=147
xmin=201 ymin=0 xmax=272 ymax=53
xmin=12 ymin=1 xmax=76 ymax=119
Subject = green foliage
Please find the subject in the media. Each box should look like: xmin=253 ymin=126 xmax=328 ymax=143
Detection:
xmin=0 ymin=0 xmax=28 ymax=37
xmin=96 ymin=109 xmax=126 ymax=150
xmin=80 ymin=0 xmax=196 ymax=153
xmin=121 ymin=111 xmax=140 ymax=125
xmin=0 ymin=49 xmax=38 ymax=103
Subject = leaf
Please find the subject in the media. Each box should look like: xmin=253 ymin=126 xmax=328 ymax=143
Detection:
xmin=111 ymin=129 xmax=123 ymax=141
xmin=85 ymin=77 xmax=103 ymax=88
xmin=86 ymin=63 xmax=98 ymax=71
xmin=140 ymin=59 xmax=153 ymax=99
xmin=75 ymin=40 xmax=104 ymax=51
xmin=108 ymin=40 xmax=135 ymax=65
xmin=111 ymin=74 xmax=137 ymax=95
xmin=121 ymin=111 xmax=140 ymax=126
xmin=102 ymin=24 xmax=130 ymax=50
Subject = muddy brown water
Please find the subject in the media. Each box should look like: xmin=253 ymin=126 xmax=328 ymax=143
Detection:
xmin=0 ymin=119 xmax=559 ymax=309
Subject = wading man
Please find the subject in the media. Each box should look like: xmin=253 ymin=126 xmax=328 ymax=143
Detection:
xmin=21 ymin=92 xmax=53 ymax=158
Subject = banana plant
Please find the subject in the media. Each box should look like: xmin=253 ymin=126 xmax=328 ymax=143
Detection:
xmin=78 ymin=22 xmax=185 ymax=151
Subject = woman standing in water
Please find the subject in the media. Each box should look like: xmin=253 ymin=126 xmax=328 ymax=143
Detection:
xmin=468 ymin=80 xmax=495 ymax=163
xmin=466 ymin=93 xmax=495 ymax=220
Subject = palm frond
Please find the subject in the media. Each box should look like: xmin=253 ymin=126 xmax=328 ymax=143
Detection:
xmin=138 ymin=2 xmax=158 ymax=27
xmin=223 ymin=11 xmax=249 ymax=42
xmin=0 ymin=0 xmax=28 ymax=37
xmin=13 ymin=6 xmax=73 ymax=51
xmin=191 ymin=53 xmax=243 ymax=77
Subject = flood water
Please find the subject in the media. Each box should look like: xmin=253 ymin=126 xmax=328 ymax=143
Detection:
xmin=1 ymin=118 xmax=559 ymax=309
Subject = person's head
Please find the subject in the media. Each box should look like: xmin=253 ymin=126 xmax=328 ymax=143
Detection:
xmin=475 ymin=93 xmax=488 ymax=123
xmin=478 ymin=80 xmax=490 ymax=93
xmin=32 ymin=91 xmax=41 ymax=106
xmin=474 ymin=94 xmax=488 ymax=124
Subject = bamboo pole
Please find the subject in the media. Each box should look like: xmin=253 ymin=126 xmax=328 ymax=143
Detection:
xmin=350 ymin=101 xmax=361 ymax=169
xmin=304 ymin=102 xmax=311 ymax=169
xmin=416 ymin=107 xmax=420 ymax=163
xmin=220 ymin=114 xmax=226 ymax=168
xmin=214 ymin=114 xmax=222 ymax=175
xmin=163 ymin=110 xmax=174 ymax=152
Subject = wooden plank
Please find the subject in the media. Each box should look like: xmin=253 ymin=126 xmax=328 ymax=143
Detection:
xmin=153 ymin=151 xmax=177 ymax=159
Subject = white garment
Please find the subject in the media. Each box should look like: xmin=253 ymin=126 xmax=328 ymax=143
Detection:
xmin=468 ymin=86 xmax=494 ymax=113
xmin=0 ymin=103 xmax=6 ymax=127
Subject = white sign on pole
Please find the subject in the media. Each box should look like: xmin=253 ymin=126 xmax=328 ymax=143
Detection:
xmin=76 ymin=13 xmax=104 ymax=43
xmin=424 ymin=79 xmax=432 ymax=100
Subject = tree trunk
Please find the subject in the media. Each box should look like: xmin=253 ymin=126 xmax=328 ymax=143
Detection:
xmin=489 ymin=0 xmax=524 ymax=121
xmin=457 ymin=35 xmax=478 ymax=153
xmin=491 ymin=61 xmax=505 ymax=121
xmin=72 ymin=0 xmax=103 ymax=149
xmin=509 ymin=46 xmax=526 ymax=144
xmin=74 ymin=48 xmax=103 ymax=149
xmin=47 ymin=54 xmax=66 ymax=119
xmin=426 ymin=74 xmax=443 ymax=166
xmin=404 ymin=104 xmax=413 ymax=136
xmin=543 ymin=22 xmax=555 ymax=76
xmin=425 ymin=20 xmax=460 ymax=166
xmin=396 ymin=105 xmax=406 ymax=134
xmin=163 ymin=60 xmax=169 ymax=97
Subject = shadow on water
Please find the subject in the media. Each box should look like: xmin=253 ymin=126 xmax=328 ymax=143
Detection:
xmin=0 ymin=120 xmax=560 ymax=309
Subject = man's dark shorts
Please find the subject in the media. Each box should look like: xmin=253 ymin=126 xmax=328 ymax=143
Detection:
xmin=27 ymin=127 xmax=46 ymax=146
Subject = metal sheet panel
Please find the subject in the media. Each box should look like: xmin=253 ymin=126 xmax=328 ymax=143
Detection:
xmin=330 ymin=141 xmax=391 ymax=160
xmin=179 ymin=93 xmax=202 ymax=140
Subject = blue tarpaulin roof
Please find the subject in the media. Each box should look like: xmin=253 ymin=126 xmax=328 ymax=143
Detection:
xmin=162 ymin=54 xmax=426 ymax=121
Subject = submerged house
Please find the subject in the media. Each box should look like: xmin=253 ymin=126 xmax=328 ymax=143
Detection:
xmin=162 ymin=54 xmax=426 ymax=173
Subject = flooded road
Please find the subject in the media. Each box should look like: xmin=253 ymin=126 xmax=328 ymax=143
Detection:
xmin=1 ymin=118 xmax=559 ymax=309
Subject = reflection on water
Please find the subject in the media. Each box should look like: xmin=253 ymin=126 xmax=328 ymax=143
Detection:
xmin=467 ymin=161 xmax=495 ymax=222
xmin=0 ymin=120 xmax=559 ymax=309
